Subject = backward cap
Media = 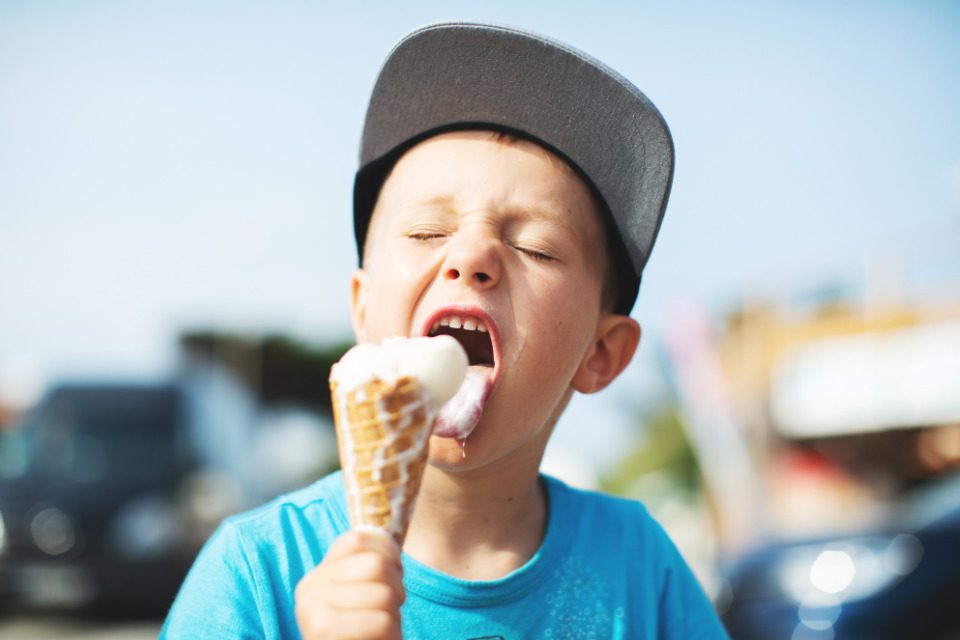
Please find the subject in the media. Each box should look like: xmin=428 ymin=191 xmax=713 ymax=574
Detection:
xmin=355 ymin=21 xmax=674 ymax=312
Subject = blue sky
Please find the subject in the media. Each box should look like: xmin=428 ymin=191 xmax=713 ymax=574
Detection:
xmin=2 ymin=1 xmax=959 ymax=461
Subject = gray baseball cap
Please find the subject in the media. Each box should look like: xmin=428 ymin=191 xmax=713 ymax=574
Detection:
xmin=353 ymin=21 xmax=674 ymax=313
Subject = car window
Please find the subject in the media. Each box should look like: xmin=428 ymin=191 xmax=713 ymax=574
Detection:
xmin=0 ymin=425 xmax=31 ymax=480
xmin=24 ymin=389 xmax=185 ymax=485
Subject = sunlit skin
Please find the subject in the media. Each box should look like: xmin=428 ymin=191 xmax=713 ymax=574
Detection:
xmin=295 ymin=131 xmax=640 ymax=639
xmin=357 ymin=132 xmax=607 ymax=469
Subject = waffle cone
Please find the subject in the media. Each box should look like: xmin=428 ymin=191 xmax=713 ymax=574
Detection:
xmin=330 ymin=375 xmax=432 ymax=546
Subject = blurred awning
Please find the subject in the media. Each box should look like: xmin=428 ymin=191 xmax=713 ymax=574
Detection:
xmin=770 ymin=321 xmax=960 ymax=437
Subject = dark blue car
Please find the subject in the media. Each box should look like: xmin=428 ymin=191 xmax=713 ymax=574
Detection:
xmin=0 ymin=383 xmax=201 ymax=615
xmin=720 ymin=472 xmax=960 ymax=639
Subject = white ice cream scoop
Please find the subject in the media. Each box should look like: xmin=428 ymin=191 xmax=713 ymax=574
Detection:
xmin=330 ymin=335 xmax=468 ymax=410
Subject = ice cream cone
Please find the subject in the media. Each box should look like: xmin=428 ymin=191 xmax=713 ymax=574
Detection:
xmin=331 ymin=375 xmax=433 ymax=546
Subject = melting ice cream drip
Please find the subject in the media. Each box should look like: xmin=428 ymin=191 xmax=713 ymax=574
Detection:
xmin=433 ymin=367 xmax=489 ymax=439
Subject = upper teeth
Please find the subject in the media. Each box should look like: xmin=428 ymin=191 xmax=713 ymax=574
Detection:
xmin=432 ymin=315 xmax=488 ymax=334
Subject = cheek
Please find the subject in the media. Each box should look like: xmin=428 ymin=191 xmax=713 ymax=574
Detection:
xmin=527 ymin=285 xmax=596 ymax=365
xmin=551 ymin=313 xmax=592 ymax=366
xmin=541 ymin=268 xmax=602 ymax=327
xmin=551 ymin=278 xmax=602 ymax=356
xmin=362 ymin=251 xmax=439 ymax=339
xmin=366 ymin=281 xmax=411 ymax=337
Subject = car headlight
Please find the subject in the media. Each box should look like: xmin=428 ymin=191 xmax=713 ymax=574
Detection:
xmin=110 ymin=495 xmax=183 ymax=560
xmin=30 ymin=507 xmax=76 ymax=556
xmin=778 ymin=534 xmax=923 ymax=607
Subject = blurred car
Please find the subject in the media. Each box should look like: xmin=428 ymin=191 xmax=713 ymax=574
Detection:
xmin=719 ymin=471 xmax=960 ymax=640
xmin=0 ymin=383 xmax=210 ymax=615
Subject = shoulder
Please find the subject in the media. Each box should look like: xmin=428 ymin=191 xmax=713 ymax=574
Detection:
xmin=161 ymin=472 xmax=350 ymax=638
xmin=198 ymin=471 xmax=349 ymax=589
xmin=223 ymin=471 xmax=349 ymax=539
xmin=544 ymin=475 xmax=686 ymax=569
xmin=544 ymin=474 xmax=659 ymax=532
xmin=543 ymin=477 xmax=729 ymax=638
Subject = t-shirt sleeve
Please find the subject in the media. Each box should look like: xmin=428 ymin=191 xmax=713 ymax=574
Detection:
xmin=655 ymin=527 xmax=731 ymax=640
xmin=160 ymin=520 xmax=268 ymax=639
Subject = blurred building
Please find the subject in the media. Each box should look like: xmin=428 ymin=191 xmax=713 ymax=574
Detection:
xmin=662 ymin=293 xmax=960 ymax=551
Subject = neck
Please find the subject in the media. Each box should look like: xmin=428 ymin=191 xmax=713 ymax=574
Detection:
xmin=402 ymin=460 xmax=548 ymax=581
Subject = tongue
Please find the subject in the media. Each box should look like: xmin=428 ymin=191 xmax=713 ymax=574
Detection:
xmin=432 ymin=366 xmax=491 ymax=439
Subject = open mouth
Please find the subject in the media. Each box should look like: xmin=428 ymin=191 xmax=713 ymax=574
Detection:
xmin=422 ymin=308 xmax=500 ymax=440
xmin=427 ymin=315 xmax=495 ymax=368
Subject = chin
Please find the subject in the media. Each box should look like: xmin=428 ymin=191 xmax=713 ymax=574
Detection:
xmin=427 ymin=435 xmax=474 ymax=469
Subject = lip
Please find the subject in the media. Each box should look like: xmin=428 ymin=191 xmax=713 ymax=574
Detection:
xmin=421 ymin=304 xmax=503 ymax=387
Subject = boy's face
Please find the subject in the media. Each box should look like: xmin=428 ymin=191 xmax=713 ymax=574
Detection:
xmin=352 ymin=131 xmax=625 ymax=470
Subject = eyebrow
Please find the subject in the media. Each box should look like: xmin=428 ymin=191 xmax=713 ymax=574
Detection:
xmin=413 ymin=194 xmax=457 ymax=211
xmin=505 ymin=202 xmax=584 ymax=241
xmin=414 ymin=194 xmax=579 ymax=229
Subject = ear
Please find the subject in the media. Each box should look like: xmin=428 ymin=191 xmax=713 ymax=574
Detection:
xmin=572 ymin=314 xmax=641 ymax=394
xmin=350 ymin=269 xmax=369 ymax=343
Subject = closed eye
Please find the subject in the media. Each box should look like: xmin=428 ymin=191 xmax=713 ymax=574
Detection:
xmin=517 ymin=246 xmax=555 ymax=262
xmin=404 ymin=228 xmax=448 ymax=242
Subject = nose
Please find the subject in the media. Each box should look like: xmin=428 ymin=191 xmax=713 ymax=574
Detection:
xmin=442 ymin=233 xmax=501 ymax=290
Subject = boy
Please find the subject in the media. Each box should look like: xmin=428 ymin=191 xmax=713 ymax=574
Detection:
xmin=162 ymin=22 xmax=729 ymax=639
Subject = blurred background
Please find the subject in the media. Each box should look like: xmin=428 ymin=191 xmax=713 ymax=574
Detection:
xmin=1 ymin=1 xmax=959 ymax=638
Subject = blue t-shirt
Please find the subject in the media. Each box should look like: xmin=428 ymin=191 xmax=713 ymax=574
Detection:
xmin=161 ymin=471 xmax=729 ymax=639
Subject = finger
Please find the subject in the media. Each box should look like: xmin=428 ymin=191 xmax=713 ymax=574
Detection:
xmin=353 ymin=527 xmax=402 ymax=562
xmin=330 ymin=549 xmax=404 ymax=585
xmin=325 ymin=529 xmax=401 ymax=567
xmin=326 ymin=555 xmax=406 ymax=611
xmin=347 ymin=610 xmax=402 ymax=640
